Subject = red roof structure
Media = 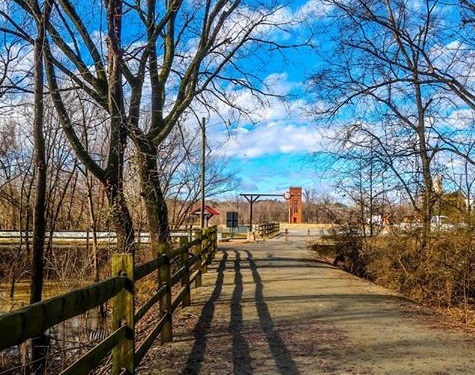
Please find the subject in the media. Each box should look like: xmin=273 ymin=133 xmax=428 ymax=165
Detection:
xmin=189 ymin=205 xmax=221 ymax=217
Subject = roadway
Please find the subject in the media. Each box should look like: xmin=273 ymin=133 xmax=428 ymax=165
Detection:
xmin=139 ymin=228 xmax=475 ymax=374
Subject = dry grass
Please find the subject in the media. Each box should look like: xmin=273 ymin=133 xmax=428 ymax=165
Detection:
xmin=309 ymin=225 xmax=475 ymax=329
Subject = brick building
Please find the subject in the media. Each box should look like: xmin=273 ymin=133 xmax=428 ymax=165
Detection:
xmin=288 ymin=187 xmax=302 ymax=224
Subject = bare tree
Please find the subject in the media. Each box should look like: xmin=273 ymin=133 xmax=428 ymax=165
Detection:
xmin=119 ymin=1 xmax=311 ymax=242
xmin=0 ymin=120 xmax=24 ymax=227
xmin=1 ymin=1 xmax=137 ymax=254
xmin=33 ymin=1 xmax=310 ymax=246
xmin=45 ymin=0 xmax=136 ymax=253
xmin=149 ymin=122 xmax=238 ymax=227
xmin=308 ymin=0 xmax=470 ymax=245
xmin=27 ymin=0 xmax=53 ymax=372
xmin=1 ymin=1 xmax=312 ymax=253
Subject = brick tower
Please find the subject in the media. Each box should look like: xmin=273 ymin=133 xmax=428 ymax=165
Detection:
xmin=288 ymin=187 xmax=302 ymax=224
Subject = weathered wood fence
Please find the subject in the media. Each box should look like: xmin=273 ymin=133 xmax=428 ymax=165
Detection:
xmin=0 ymin=226 xmax=217 ymax=374
xmin=255 ymin=222 xmax=280 ymax=239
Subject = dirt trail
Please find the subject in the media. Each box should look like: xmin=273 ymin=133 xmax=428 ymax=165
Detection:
xmin=140 ymin=229 xmax=475 ymax=375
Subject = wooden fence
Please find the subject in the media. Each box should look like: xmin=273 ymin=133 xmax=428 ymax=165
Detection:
xmin=255 ymin=222 xmax=280 ymax=238
xmin=0 ymin=226 xmax=217 ymax=375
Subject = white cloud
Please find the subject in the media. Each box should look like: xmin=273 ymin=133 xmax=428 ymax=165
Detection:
xmin=214 ymin=120 xmax=318 ymax=159
xmin=187 ymin=69 xmax=319 ymax=161
xmin=295 ymin=1 xmax=334 ymax=19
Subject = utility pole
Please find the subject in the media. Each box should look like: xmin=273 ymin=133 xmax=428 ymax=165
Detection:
xmin=201 ymin=117 xmax=206 ymax=228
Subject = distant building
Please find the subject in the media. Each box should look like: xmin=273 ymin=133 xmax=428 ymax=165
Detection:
xmin=288 ymin=187 xmax=302 ymax=224
xmin=189 ymin=205 xmax=221 ymax=227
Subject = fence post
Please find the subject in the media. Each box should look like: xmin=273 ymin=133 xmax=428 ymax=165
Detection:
xmin=209 ymin=226 xmax=217 ymax=260
xmin=202 ymin=228 xmax=209 ymax=274
xmin=194 ymin=229 xmax=203 ymax=288
xmin=180 ymin=237 xmax=191 ymax=308
xmin=112 ymin=254 xmax=135 ymax=375
xmin=158 ymin=243 xmax=172 ymax=344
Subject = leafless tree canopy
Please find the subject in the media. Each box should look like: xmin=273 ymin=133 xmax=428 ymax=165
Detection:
xmin=308 ymin=0 xmax=475 ymax=246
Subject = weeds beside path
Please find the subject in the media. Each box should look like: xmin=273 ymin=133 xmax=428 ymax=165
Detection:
xmin=139 ymin=229 xmax=475 ymax=375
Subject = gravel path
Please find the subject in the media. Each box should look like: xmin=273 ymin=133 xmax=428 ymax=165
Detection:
xmin=139 ymin=229 xmax=475 ymax=375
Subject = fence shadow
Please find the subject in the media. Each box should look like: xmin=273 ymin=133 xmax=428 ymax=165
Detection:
xmin=229 ymin=250 xmax=253 ymax=374
xmin=181 ymin=248 xmax=301 ymax=375
xmin=181 ymin=251 xmax=229 ymax=375
xmin=245 ymin=249 xmax=301 ymax=375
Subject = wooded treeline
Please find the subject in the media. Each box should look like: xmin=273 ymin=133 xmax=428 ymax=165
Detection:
xmin=0 ymin=113 xmax=238 ymax=232
xmin=310 ymin=0 xmax=475 ymax=243
xmin=209 ymin=193 xmax=343 ymax=226
xmin=0 ymin=0 xmax=309 ymax=251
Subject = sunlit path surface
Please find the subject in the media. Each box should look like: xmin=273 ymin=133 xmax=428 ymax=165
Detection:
xmin=139 ymin=228 xmax=475 ymax=375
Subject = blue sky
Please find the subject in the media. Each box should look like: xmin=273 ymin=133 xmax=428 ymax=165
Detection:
xmin=4 ymin=0 xmax=473 ymax=204
xmin=201 ymin=0 xmax=470 ymax=201
xmin=203 ymin=1 xmax=328 ymax=199
xmin=210 ymin=117 xmax=327 ymax=198
xmin=1 ymin=0 xmax=327 ymax=200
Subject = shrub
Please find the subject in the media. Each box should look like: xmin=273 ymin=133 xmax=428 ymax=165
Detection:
xmin=366 ymin=228 xmax=475 ymax=309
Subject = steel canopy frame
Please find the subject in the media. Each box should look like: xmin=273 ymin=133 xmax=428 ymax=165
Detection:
xmin=240 ymin=193 xmax=285 ymax=232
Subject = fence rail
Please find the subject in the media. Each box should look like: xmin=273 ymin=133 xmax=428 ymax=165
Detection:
xmin=0 ymin=226 xmax=217 ymax=375
xmin=0 ymin=229 xmax=194 ymax=244
xmin=255 ymin=222 xmax=280 ymax=238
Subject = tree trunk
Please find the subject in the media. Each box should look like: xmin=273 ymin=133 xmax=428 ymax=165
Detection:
xmin=30 ymin=1 xmax=53 ymax=373
xmin=137 ymin=146 xmax=170 ymax=245
xmin=104 ymin=0 xmax=136 ymax=254
xmin=414 ymin=78 xmax=434 ymax=249
xmin=86 ymin=172 xmax=100 ymax=281
xmin=104 ymin=174 xmax=136 ymax=254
